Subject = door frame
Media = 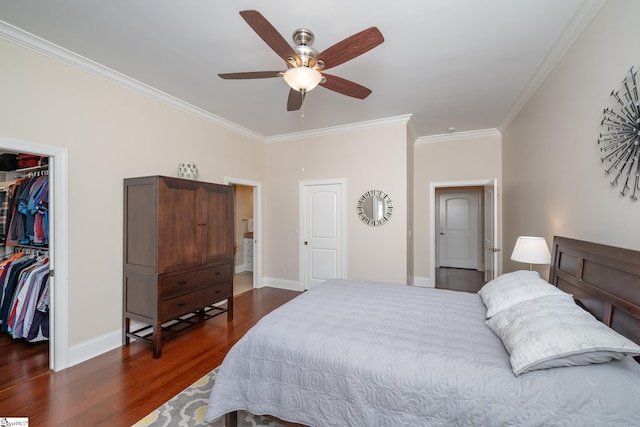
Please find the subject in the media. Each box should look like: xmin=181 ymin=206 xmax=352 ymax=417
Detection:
xmin=483 ymin=179 xmax=499 ymax=282
xmin=224 ymin=177 xmax=261 ymax=290
xmin=0 ymin=137 xmax=69 ymax=371
xmin=429 ymin=179 xmax=499 ymax=285
xmin=299 ymin=179 xmax=347 ymax=291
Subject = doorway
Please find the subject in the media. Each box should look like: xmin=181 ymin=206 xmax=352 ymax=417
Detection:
xmin=225 ymin=177 xmax=261 ymax=294
xmin=429 ymin=179 xmax=499 ymax=288
xmin=232 ymin=183 xmax=253 ymax=295
xmin=0 ymin=137 xmax=69 ymax=372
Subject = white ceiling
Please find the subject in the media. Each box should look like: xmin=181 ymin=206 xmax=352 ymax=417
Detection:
xmin=0 ymin=0 xmax=601 ymax=139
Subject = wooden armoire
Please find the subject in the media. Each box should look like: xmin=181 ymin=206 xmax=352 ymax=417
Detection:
xmin=122 ymin=175 xmax=234 ymax=358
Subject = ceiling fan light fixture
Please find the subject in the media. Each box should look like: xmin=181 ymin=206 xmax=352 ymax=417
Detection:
xmin=283 ymin=67 xmax=322 ymax=92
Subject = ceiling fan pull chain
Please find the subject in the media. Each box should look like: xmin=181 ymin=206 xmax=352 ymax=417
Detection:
xmin=300 ymin=90 xmax=305 ymax=131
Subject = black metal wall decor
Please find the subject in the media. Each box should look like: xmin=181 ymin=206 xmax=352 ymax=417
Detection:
xmin=598 ymin=66 xmax=640 ymax=200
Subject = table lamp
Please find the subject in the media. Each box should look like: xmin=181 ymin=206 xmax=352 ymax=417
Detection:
xmin=510 ymin=236 xmax=551 ymax=270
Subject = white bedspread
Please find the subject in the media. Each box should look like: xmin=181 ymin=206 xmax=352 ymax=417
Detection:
xmin=205 ymin=279 xmax=640 ymax=426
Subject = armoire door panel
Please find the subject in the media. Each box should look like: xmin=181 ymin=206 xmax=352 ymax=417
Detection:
xmin=202 ymin=185 xmax=234 ymax=264
xmin=157 ymin=180 xmax=202 ymax=273
xmin=124 ymin=181 xmax=157 ymax=269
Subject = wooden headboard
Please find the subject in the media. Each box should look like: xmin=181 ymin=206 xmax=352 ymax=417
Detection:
xmin=549 ymin=236 xmax=640 ymax=346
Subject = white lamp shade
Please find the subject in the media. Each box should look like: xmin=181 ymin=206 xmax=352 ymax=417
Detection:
xmin=510 ymin=236 xmax=551 ymax=265
xmin=283 ymin=67 xmax=322 ymax=92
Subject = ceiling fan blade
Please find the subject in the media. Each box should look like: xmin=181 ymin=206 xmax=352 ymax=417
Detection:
xmin=310 ymin=27 xmax=384 ymax=70
xmin=239 ymin=10 xmax=301 ymax=67
xmin=320 ymin=73 xmax=372 ymax=99
xmin=219 ymin=71 xmax=282 ymax=79
xmin=287 ymin=88 xmax=305 ymax=111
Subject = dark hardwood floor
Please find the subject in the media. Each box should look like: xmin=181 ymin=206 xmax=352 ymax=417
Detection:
xmin=435 ymin=267 xmax=486 ymax=293
xmin=0 ymin=287 xmax=300 ymax=427
xmin=0 ymin=272 xmax=484 ymax=426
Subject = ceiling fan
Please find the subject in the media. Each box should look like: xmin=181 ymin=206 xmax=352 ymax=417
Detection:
xmin=219 ymin=10 xmax=384 ymax=111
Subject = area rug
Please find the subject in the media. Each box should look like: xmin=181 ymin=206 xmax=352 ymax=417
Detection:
xmin=132 ymin=367 xmax=283 ymax=427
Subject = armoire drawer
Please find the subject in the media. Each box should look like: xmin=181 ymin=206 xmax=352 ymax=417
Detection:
xmin=160 ymin=281 xmax=232 ymax=321
xmin=160 ymin=263 xmax=232 ymax=297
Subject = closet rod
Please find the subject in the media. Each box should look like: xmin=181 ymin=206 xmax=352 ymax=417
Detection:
xmin=13 ymin=245 xmax=49 ymax=255
xmin=14 ymin=168 xmax=48 ymax=178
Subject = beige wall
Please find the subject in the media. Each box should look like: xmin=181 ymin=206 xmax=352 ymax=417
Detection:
xmin=7 ymin=0 xmax=631 ymax=365
xmin=413 ymin=133 xmax=502 ymax=283
xmin=502 ymin=0 xmax=640 ymax=277
xmin=264 ymin=121 xmax=410 ymax=286
xmin=0 ymin=39 xmax=265 ymax=351
xmin=0 ymin=33 xmax=414 ymax=364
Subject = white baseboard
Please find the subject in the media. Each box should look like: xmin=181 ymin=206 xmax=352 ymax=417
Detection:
xmin=261 ymin=277 xmax=303 ymax=292
xmin=68 ymin=312 xmax=225 ymax=367
xmin=234 ymin=264 xmax=253 ymax=274
xmin=68 ymin=329 xmax=122 ymax=368
xmin=414 ymin=276 xmax=435 ymax=287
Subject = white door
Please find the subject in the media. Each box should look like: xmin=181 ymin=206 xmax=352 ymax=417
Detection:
xmin=484 ymin=180 xmax=499 ymax=281
xmin=301 ymin=182 xmax=344 ymax=290
xmin=438 ymin=192 xmax=479 ymax=269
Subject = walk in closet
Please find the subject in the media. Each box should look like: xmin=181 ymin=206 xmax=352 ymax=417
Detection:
xmin=0 ymin=152 xmax=50 ymax=356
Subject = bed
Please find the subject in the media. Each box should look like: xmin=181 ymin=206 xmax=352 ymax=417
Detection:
xmin=205 ymin=236 xmax=640 ymax=426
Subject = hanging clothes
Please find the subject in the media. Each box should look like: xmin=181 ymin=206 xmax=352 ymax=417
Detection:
xmin=0 ymin=167 xmax=51 ymax=343
xmin=0 ymin=253 xmax=49 ymax=341
xmin=4 ymin=175 xmax=49 ymax=247
xmin=0 ymin=255 xmax=38 ymax=331
xmin=0 ymin=179 xmax=18 ymax=245
xmin=7 ymin=257 xmax=49 ymax=341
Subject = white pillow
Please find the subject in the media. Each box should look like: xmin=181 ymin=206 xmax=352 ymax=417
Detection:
xmin=478 ymin=270 xmax=572 ymax=318
xmin=486 ymin=295 xmax=640 ymax=376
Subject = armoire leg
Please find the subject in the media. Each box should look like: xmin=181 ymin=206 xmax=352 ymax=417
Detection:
xmin=225 ymin=411 xmax=238 ymax=427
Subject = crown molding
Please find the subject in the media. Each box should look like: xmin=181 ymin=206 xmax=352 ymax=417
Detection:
xmin=0 ymin=20 xmax=265 ymax=143
xmin=499 ymin=0 xmax=607 ymax=132
xmin=406 ymin=115 xmax=417 ymax=144
xmin=265 ymin=114 xmax=413 ymax=144
xmin=0 ymin=20 xmax=413 ymax=145
xmin=4 ymin=0 xmax=595 ymax=147
xmin=416 ymin=128 xmax=501 ymax=145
